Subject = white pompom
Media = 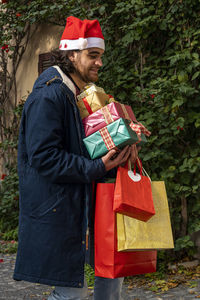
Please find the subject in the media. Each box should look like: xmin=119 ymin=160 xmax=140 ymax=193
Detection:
xmin=79 ymin=38 xmax=88 ymax=50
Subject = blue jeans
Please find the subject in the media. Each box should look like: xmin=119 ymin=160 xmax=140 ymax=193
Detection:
xmin=48 ymin=276 xmax=124 ymax=300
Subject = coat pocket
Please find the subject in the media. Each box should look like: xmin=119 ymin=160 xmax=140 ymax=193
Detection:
xmin=29 ymin=191 xmax=72 ymax=225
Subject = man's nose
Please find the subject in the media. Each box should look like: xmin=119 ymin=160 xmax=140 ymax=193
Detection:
xmin=95 ymin=58 xmax=103 ymax=67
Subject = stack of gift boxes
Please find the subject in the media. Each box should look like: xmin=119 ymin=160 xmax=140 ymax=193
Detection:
xmin=77 ymin=83 xmax=151 ymax=159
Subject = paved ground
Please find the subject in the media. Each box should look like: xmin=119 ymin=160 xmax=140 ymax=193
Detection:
xmin=0 ymin=254 xmax=200 ymax=300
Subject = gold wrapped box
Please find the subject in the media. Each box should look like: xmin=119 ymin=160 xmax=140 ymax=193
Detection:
xmin=77 ymin=84 xmax=116 ymax=119
xmin=117 ymin=181 xmax=174 ymax=251
xmin=77 ymin=84 xmax=105 ymax=100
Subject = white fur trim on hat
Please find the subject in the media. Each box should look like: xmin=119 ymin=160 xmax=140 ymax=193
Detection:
xmin=59 ymin=37 xmax=105 ymax=51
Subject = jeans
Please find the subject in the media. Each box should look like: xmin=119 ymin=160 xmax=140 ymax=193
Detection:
xmin=48 ymin=276 xmax=124 ymax=300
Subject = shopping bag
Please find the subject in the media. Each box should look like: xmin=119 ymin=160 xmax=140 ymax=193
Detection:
xmin=116 ymin=181 xmax=174 ymax=251
xmin=113 ymin=160 xmax=155 ymax=221
xmin=94 ymin=183 xmax=157 ymax=278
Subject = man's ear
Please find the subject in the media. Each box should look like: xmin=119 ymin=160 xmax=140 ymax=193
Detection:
xmin=68 ymin=51 xmax=77 ymax=62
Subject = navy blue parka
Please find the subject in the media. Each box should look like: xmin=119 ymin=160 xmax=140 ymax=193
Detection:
xmin=13 ymin=66 xmax=107 ymax=287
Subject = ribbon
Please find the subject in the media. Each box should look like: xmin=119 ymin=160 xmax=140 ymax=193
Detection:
xmin=100 ymin=106 xmax=114 ymax=125
xmin=106 ymin=94 xmax=118 ymax=104
xmin=119 ymin=103 xmax=151 ymax=138
xmin=129 ymin=122 xmax=142 ymax=143
xmin=99 ymin=127 xmax=116 ymax=150
xmin=129 ymin=121 xmax=151 ymax=144
xmin=121 ymin=103 xmax=131 ymax=120
xmin=137 ymin=122 xmax=151 ymax=137
xmin=82 ymin=97 xmax=93 ymax=115
xmin=108 ymin=94 xmax=115 ymax=102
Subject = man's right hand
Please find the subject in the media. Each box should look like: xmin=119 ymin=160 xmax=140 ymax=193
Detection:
xmin=101 ymin=145 xmax=131 ymax=171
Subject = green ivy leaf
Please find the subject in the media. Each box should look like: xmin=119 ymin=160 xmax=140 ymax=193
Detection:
xmin=191 ymin=71 xmax=200 ymax=81
xmin=171 ymin=99 xmax=184 ymax=108
xmin=99 ymin=6 xmax=105 ymax=15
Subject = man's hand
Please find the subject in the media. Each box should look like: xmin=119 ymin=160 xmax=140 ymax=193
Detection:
xmin=101 ymin=144 xmax=141 ymax=171
xmin=101 ymin=145 xmax=131 ymax=171
xmin=129 ymin=144 xmax=141 ymax=164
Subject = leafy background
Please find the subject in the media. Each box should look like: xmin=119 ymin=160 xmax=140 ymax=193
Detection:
xmin=0 ymin=0 xmax=200 ymax=265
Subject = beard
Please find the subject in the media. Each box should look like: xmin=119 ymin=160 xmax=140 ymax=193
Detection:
xmin=75 ymin=67 xmax=99 ymax=83
xmin=73 ymin=58 xmax=99 ymax=84
xmin=74 ymin=68 xmax=91 ymax=83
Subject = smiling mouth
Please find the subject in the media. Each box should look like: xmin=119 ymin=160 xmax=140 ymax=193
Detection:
xmin=90 ymin=69 xmax=99 ymax=74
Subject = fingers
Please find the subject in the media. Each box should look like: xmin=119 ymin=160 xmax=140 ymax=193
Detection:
xmin=117 ymin=145 xmax=131 ymax=162
xmin=104 ymin=149 xmax=117 ymax=160
xmin=101 ymin=145 xmax=131 ymax=171
xmin=119 ymin=146 xmax=132 ymax=167
xmin=116 ymin=145 xmax=129 ymax=159
xmin=111 ymin=146 xmax=131 ymax=167
xmin=130 ymin=144 xmax=139 ymax=164
xmin=101 ymin=144 xmax=142 ymax=172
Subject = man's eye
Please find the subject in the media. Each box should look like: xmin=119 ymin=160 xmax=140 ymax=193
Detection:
xmin=90 ymin=55 xmax=97 ymax=59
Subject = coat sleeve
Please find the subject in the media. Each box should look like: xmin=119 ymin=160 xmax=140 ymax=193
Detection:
xmin=24 ymin=86 xmax=107 ymax=184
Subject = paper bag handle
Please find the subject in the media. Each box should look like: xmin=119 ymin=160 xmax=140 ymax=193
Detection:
xmin=125 ymin=158 xmax=142 ymax=174
xmin=133 ymin=157 xmax=142 ymax=175
xmin=125 ymin=157 xmax=151 ymax=181
xmin=132 ymin=158 xmax=152 ymax=182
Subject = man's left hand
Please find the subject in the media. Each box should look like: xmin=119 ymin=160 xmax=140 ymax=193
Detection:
xmin=129 ymin=144 xmax=141 ymax=164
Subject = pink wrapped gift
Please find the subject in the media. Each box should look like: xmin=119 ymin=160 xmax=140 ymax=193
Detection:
xmin=82 ymin=102 xmax=137 ymax=137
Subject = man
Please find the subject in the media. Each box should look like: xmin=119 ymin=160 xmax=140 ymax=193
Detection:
xmin=13 ymin=16 xmax=139 ymax=299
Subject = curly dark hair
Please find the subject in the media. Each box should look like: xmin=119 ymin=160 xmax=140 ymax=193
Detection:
xmin=50 ymin=49 xmax=80 ymax=75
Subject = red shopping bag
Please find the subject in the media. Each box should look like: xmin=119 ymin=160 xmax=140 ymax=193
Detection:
xmin=94 ymin=183 xmax=157 ymax=278
xmin=113 ymin=160 xmax=155 ymax=221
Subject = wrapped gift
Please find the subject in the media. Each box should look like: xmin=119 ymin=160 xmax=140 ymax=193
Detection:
xmin=83 ymin=118 xmax=147 ymax=159
xmin=77 ymin=84 xmax=105 ymax=100
xmin=82 ymin=102 xmax=137 ymax=137
xmin=117 ymin=181 xmax=174 ymax=251
xmin=77 ymin=84 xmax=117 ymax=119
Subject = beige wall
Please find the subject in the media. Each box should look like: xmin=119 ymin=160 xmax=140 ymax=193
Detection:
xmin=16 ymin=23 xmax=64 ymax=100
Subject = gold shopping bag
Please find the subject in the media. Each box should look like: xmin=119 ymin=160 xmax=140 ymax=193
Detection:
xmin=117 ymin=181 xmax=174 ymax=251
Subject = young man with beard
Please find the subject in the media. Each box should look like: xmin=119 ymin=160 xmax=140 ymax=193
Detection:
xmin=13 ymin=16 xmax=139 ymax=300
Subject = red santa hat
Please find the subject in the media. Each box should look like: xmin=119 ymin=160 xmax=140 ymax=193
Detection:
xmin=59 ymin=16 xmax=105 ymax=51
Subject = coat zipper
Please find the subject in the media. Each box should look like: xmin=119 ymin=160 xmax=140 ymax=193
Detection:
xmin=65 ymin=91 xmax=89 ymax=250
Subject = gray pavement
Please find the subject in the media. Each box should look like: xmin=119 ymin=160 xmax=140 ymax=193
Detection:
xmin=0 ymin=254 xmax=200 ymax=300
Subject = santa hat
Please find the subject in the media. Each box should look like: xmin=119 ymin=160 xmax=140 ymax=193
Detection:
xmin=59 ymin=16 xmax=105 ymax=51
